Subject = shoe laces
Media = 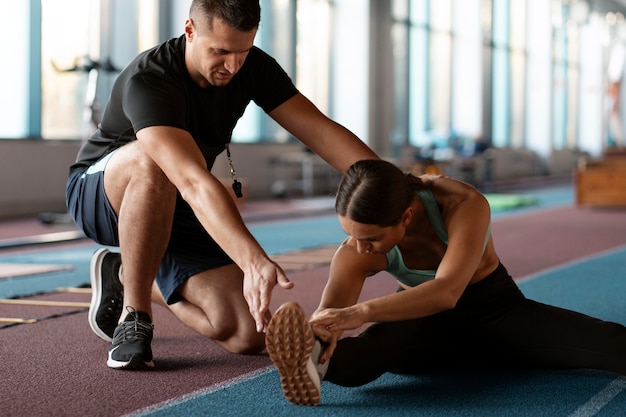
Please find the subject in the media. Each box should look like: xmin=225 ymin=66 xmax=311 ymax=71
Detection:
xmin=115 ymin=307 xmax=153 ymax=342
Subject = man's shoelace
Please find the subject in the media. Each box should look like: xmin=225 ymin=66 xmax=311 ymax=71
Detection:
xmin=113 ymin=308 xmax=153 ymax=343
xmin=116 ymin=319 xmax=153 ymax=341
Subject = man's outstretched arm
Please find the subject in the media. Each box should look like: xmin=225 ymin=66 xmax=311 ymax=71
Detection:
xmin=269 ymin=93 xmax=379 ymax=173
xmin=136 ymin=126 xmax=294 ymax=331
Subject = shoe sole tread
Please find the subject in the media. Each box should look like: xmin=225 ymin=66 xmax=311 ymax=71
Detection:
xmin=266 ymin=302 xmax=320 ymax=406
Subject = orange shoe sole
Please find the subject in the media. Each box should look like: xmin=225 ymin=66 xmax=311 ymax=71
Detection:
xmin=266 ymin=302 xmax=320 ymax=406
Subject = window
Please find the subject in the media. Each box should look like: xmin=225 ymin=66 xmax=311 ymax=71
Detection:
xmin=408 ymin=1 xmax=429 ymax=147
xmin=0 ymin=0 xmax=160 ymax=140
xmin=491 ymin=0 xmax=511 ymax=148
xmin=40 ymin=0 xmax=160 ymax=140
xmin=399 ymin=0 xmax=481 ymax=149
xmin=510 ymin=0 xmax=527 ymax=147
xmin=429 ymin=0 xmax=453 ymax=138
xmin=2 ymin=0 xmax=336 ymax=144
xmin=232 ymin=0 xmax=334 ymax=143
xmin=0 ymin=2 xmax=31 ymax=138
xmin=41 ymin=0 xmax=99 ymax=139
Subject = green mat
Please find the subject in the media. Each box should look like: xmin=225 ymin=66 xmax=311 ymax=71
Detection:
xmin=485 ymin=193 xmax=539 ymax=211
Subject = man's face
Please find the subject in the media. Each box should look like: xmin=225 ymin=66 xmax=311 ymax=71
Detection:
xmin=184 ymin=16 xmax=257 ymax=88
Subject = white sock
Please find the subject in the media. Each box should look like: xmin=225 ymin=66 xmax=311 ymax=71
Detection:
xmin=310 ymin=339 xmax=329 ymax=380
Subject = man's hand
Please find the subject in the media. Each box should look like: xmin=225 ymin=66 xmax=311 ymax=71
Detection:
xmin=242 ymin=259 xmax=293 ymax=333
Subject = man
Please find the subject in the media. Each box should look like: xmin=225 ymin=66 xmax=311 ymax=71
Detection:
xmin=65 ymin=0 xmax=377 ymax=370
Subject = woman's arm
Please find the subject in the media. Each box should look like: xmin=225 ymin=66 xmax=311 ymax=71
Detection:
xmin=310 ymin=242 xmax=384 ymax=362
xmin=315 ymin=243 xmax=379 ymax=312
xmin=431 ymin=178 xmax=495 ymax=301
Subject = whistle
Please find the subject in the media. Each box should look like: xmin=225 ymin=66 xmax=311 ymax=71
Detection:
xmin=232 ymin=180 xmax=243 ymax=198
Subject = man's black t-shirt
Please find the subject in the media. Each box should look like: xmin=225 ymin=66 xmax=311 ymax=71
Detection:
xmin=71 ymin=35 xmax=298 ymax=171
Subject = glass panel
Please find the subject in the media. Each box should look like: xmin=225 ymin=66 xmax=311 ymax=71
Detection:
xmin=0 ymin=2 xmax=30 ymax=138
xmin=410 ymin=0 xmax=428 ymax=26
xmin=392 ymin=21 xmax=409 ymax=152
xmin=491 ymin=0 xmax=510 ymax=147
xmin=552 ymin=25 xmax=568 ymax=148
xmin=452 ymin=0 xmax=482 ymax=137
xmin=431 ymin=0 xmax=451 ymax=31
xmin=567 ymin=64 xmax=580 ymax=148
xmin=391 ymin=0 xmax=408 ymax=21
xmin=430 ymin=32 xmax=452 ymax=137
xmin=233 ymin=0 xmax=291 ymax=142
xmin=509 ymin=0 xmax=526 ymax=147
xmin=492 ymin=47 xmax=510 ymax=148
xmin=138 ymin=0 xmax=160 ymax=52
xmin=552 ymin=59 xmax=568 ymax=149
xmin=492 ymin=0 xmax=509 ymax=47
xmin=525 ymin=0 xmax=552 ymax=156
xmin=409 ymin=26 xmax=429 ymax=147
xmin=296 ymin=0 xmax=330 ymax=114
xmin=41 ymin=0 xmax=99 ymax=139
xmin=234 ymin=0 xmax=300 ymax=143
xmin=566 ymin=24 xmax=580 ymax=148
xmin=41 ymin=0 xmax=160 ymax=140
xmin=510 ymin=51 xmax=525 ymax=147
xmin=509 ymin=0 xmax=526 ymax=49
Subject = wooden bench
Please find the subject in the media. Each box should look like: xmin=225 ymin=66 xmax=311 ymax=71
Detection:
xmin=575 ymin=154 xmax=626 ymax=207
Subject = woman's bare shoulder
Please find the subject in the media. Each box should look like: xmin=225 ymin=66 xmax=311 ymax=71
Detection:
xmin=423 ymin=175 xmax=486 ymax=209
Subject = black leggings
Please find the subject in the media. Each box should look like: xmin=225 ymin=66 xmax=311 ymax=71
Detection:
xmin=325 ymin=263 xmax=626 ymax=387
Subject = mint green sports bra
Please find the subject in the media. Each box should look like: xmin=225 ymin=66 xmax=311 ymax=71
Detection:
xmin=384 ymin=189 xmax=490 ymax=287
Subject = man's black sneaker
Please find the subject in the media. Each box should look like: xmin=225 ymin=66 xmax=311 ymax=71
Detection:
xmin=88 ymin=248 xmax=123 ymax=342
xmin=107 ymin=307 xmax=154 ymax=370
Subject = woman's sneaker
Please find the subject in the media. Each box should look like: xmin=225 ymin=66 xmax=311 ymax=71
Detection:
xmin=266 ymin=302 xmax=321 ymax=406
xmin=88 ymin=248 xmax=123 ymax=342
xmin=107 ymin=307 xmax=154 ymax=370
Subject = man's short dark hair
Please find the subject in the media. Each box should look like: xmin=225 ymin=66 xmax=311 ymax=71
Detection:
xmin=190 ymin=0 xmax=261 ymax=32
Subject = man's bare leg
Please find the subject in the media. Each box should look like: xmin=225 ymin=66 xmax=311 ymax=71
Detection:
xmin=103 ymin=141 xmax=177 ymax=321
xmin=104 ymin=143 xmax=262 ymax=357
xmin=151 ymin=264 xmax=265 ymax=354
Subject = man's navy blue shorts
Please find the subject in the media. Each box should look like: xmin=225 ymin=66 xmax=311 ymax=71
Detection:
xmin=65 ymin=150 xmax=235 ymax=304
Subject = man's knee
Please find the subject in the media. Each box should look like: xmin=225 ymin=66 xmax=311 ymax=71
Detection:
xmin=104 ymin=143 xmax=176 ymax=209
xmin=124 ymin=144 xmax=172 ymax=188
xmin=224 ymin=330 xmax=265 ymax=355
xmin=199 ymin=318 xmax=265 ymax=354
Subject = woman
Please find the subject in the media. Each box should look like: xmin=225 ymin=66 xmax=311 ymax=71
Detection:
xmin=265 ymin=159 xmax=626 ymax=406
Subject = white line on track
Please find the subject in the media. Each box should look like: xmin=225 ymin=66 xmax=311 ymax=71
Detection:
xmin=516 ymin=244 xmax=626 ymax=284
xmin=123 ymin=366 xmax=274 ymax=417
xmin=567 ymin=377 xmax=626 ymax=417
